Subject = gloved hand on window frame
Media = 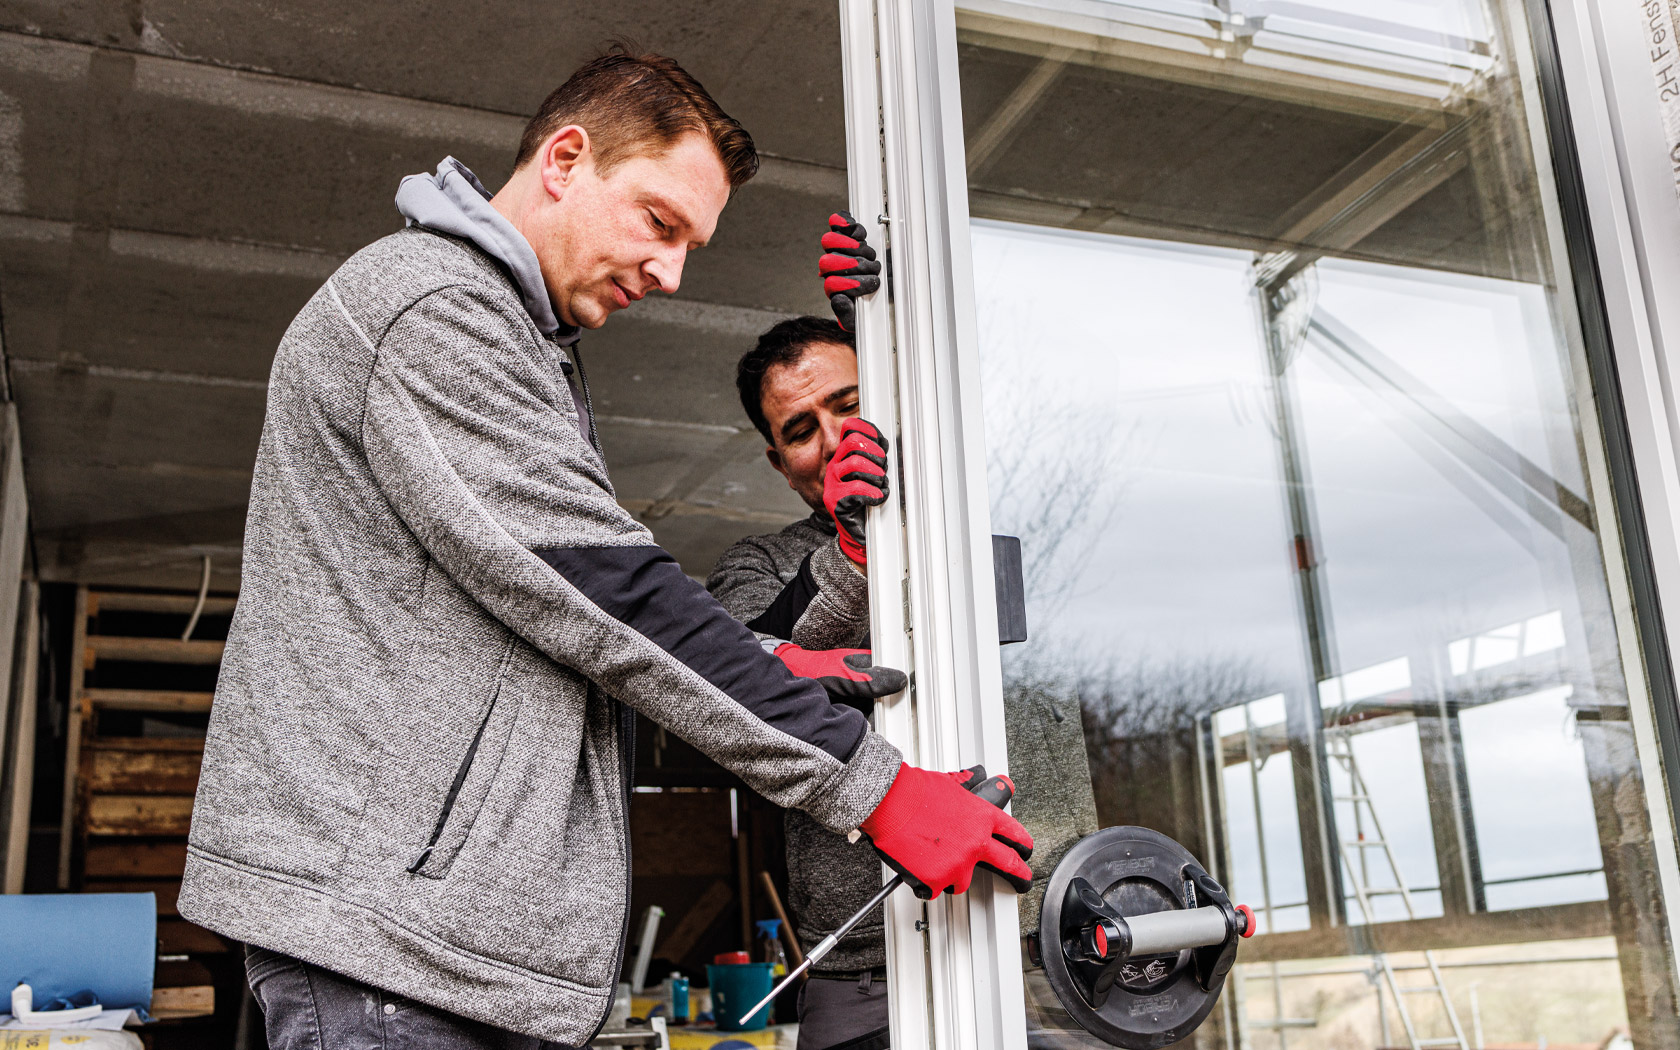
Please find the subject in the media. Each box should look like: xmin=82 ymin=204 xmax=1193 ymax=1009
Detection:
xmin=819 ymin=211 xmax=882 ymax=333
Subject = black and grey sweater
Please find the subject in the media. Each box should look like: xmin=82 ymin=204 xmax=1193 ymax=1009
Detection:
xmin=709 ymin=516 xmax=1106 ymax=963
xmin=179 ymin=159 xmax=901 ymax=1045
xmin=707 ymin=514 xmax=889 ymax=974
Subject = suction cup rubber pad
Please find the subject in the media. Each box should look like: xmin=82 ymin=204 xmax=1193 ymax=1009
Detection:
xmin=1037 ymin=826 xmax=1227 ymax=1048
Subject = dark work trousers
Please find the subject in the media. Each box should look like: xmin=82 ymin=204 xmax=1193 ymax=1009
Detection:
xmin=245 ymin=946 xmax=578 ymax=1050
xmin=796 ymin=970 xmax=890 ymax=1050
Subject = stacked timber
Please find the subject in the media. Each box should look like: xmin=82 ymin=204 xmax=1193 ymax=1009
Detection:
xmin=59 ymin=587 xmax=235 ymax=1028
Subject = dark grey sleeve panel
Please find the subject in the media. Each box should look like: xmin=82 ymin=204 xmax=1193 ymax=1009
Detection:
xmin=707 ymin=525 xmax=870 ymax=651
xmin=533 ymin=545 xmax=869 ymax=764
xmin=745 ymin=551 xmax=821 ymax=639
xmin=706 ymin=534 xmax=793 ymax=637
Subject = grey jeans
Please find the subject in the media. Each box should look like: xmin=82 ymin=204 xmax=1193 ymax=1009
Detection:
xmin=796 ymin=971 xmax=890 ymax=1050
xmin=245 ymin=947 xmax=577 ymax=1050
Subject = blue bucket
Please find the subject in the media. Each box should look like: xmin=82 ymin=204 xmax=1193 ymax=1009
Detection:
xmin=705 ymin=962 xmax=775 ymax=1031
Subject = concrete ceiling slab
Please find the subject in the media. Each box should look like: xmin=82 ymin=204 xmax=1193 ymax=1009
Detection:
xmin=0 ymin=0 xmax=850 ymax=169
xmin=0 ymin=10 xmax=853 ymax=585
xmin=10 ymin=366 xmax=266 ymax=483
xmin=0 ymin=218 xmax=331 ymax=379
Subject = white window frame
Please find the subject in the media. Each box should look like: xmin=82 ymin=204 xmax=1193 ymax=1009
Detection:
xmin=1489 ymin=0 xmax=1680 ymax=962
xmin=840 ymin=2 xmax=1026 ymax=1048
xmin=840 ymin=1 xmax=1680 ymax=1047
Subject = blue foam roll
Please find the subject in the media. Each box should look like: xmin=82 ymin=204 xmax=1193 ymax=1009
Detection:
xmin=0 ymin=893 xmax=156 ymax=1011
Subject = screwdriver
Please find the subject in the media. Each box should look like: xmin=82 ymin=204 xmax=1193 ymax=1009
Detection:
xmin=739 ymin=768 xmax=1016 ymax=1024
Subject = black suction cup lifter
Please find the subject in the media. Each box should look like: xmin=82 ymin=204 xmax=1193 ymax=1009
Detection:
xmin=1036 ymin=825 xmax=1256 ymax=1049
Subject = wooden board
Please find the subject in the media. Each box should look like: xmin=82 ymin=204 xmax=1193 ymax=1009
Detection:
xmin=85 ymin=688 xmax=215 ymax=714
xmin=90 ymin=737 xmax=206 ymax=752
xmin=153 ymin=960 xmax=214 ymax=1020
xmin=86 ymin=748 xmax=203 ymax=795
xmin=84 ymin=839 xmax=188 ymax=878
xmin=630 ymin=790 xmax=734 ymax=877
xmin=84 ymin=636 xmax=226 ymax=667
xmin=157 ymin=918 xmax=229 ymax=955
xmin=86 ymin=795 xmax=195 ymax=835
xmin=58 ymin=587 xmax=88 ymax=889
xmin=91 ymin=592 xmax=237 ymax=617
xmin=86 ymin=878 xmax=181 ymax=914
xmin=654 ymin=878 xmax=734 ymax=963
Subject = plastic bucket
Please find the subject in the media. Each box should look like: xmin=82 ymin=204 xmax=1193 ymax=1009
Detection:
xmin=705 ymin=962 xmax=775 ymax=1031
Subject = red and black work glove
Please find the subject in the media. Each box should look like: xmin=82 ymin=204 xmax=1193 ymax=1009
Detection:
xmin=824 ymin=418 xmax=889 ymax=567
xmin=857 ymin=764 xmax=1035 ymax=900
xmin=820 ymin=211 xmax=882 ymax=332
xmin=773 ymin=644 xmax=907 ymax=712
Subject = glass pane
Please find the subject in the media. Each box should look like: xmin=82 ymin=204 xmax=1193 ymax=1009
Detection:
xmin=952 ymin=0 xmax=1680 ymax=1046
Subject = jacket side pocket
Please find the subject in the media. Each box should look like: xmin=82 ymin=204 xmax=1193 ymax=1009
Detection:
xmin=408 ymin=650 xmax=522 ymax=879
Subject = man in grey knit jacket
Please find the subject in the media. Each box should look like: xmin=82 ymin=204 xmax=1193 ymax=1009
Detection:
xmin=179 ymin=49 xmax=1033 ymax=1050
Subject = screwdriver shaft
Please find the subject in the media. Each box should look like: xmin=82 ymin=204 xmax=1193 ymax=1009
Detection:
xmin=740 ymin=875 xmax=903 ymax=1023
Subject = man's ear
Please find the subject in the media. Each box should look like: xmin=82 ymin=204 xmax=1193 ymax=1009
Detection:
xmin=765 ymin=446 xmax=794 ymax=488
xmin=539 ymin=125 xmax=590 ymax=201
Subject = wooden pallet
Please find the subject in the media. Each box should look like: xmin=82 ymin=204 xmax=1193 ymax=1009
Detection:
xmin=58 ymin=586 xmax=237 ymax=1024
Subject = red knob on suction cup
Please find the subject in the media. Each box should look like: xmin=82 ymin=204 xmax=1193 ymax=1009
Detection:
xmin=1079 ymin=919 xmax=1119 ymax=961
xmin=1235 ymin=904 xmax=1256 ymax=938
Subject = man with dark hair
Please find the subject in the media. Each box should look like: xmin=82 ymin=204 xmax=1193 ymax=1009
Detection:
xmin=707 ymin=217 xmax=901 ymax=1049
xmin=715 ymin=217 xmax=1101 ymax=1050
xmin=179 ymin=50 xmax=1032 ymax=1050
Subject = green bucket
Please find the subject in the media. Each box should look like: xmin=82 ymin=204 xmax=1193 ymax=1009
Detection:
xmin=705 ymin=962 xmax=775 ymax=1031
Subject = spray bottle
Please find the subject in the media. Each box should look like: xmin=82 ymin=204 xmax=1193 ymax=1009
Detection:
xmin=756 ymin=918 xmax=788 ymax=978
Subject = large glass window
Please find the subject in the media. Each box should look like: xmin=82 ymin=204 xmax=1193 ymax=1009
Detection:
xmin=952 ymin=0 xmax=1680 ymax=1046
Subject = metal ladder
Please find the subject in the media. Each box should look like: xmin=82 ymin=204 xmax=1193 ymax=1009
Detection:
xmin=1327 ymin=727 xmax=1470 ymax=1050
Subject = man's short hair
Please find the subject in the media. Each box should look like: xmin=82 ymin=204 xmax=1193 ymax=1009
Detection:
xmin=517 ymin=44 xmax=759 ymax=190
xmin=737 ymin=316 xmax=857 ymax=443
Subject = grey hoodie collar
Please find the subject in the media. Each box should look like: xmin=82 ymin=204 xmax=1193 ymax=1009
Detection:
xmin=395 ymin=157 xmax=580 ymax=345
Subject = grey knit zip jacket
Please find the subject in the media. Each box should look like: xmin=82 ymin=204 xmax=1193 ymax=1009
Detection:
xmin=178 ymin=159 xmax=901 ymax=1045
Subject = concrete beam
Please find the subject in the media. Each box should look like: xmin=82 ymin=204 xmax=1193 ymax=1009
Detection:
xmin=1 ymin=580 xmax=37 ymax=893
xmin=9 ymin=358 xmax=270 ymax=391
xmin=965 ymin=46 xmax=1074 ymax=177
xmin=0 ymin=405 xmax=28 ymax=790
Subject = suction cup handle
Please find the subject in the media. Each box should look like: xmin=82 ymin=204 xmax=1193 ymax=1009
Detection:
xmin=1124 ymin=906 xmax=1232 ymax=955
